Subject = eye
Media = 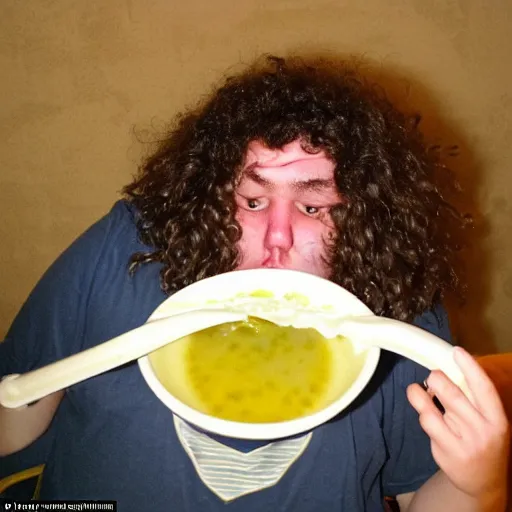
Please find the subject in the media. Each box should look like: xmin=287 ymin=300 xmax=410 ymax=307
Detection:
xmin=237 ymin=195 xmax=267 ymax=212
xmin=297 ymin=203 xmax=324 ymax=217
xmin=304 ymin=206 xmax=319 ymax=215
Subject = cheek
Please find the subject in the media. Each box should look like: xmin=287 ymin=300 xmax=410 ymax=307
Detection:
xmin=236 ymin=210 xmax=265 ymax=237
xmin=294 ymin=217 xmax=334 ymax=249
xmin=235 ymin=211 xmax=264 ymax=257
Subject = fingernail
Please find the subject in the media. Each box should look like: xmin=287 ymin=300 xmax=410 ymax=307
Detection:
xmin=421 ymin=379 xmax=429 ymax=391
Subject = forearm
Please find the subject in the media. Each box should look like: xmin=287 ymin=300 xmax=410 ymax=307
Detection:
xmin=0 ymin=390 xmax=64 ymax=456
xmin=408 ymin=470 xmax=507 ymax=512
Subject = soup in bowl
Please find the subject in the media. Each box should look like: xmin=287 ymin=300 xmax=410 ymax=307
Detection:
xmin=138 ymin=269 xmax=381 ymax=440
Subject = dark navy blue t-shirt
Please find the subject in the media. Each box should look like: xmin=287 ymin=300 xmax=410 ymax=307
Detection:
xmin=0 ymin=201 xmax=449 ymax=511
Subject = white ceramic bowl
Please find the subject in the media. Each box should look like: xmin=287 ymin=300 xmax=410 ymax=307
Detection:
xmin=138 ymin=268 xmax=381 ymax=440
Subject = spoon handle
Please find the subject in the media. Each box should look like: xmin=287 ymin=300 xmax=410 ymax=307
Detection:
xmin=337 ymin=315 xmax=471 ymax=399
xmin=0 ymin=310 xmax=246 ymax=409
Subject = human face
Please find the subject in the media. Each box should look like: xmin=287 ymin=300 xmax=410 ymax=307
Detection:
xmin=235 ymin=140 xmax=343 ymax=278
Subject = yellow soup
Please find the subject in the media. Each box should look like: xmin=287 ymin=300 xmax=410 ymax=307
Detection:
xmin=149 ymin=318 xmax=365 ymax=423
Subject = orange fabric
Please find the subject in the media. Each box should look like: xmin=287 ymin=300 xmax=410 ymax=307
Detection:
xmin=477 ymin=353 xmax=512 ymax=507
xmin=477 ymin=354 xmax=512 ymax=423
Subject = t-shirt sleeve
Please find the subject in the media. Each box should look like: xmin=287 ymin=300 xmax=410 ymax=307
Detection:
xmin=381 ymin=304 xmax=453 ymax=497
xmin=0 ymin=201 xmax=130 ymax=479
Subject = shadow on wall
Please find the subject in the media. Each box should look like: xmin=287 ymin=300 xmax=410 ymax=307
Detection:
xmin=278 ymin=47 xmax=494 ymax=354
xmin=364 ymin=62 xmax=493 ymax=354
xmin=368 ymin=62 xmax=492 ymax=354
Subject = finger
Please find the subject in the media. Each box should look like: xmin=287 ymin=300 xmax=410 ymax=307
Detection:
xmin=453 ymin=347 xmax=508 ymax=425
xmin=425 ymin=370 xmax=482 ymax=433
xmin=407 ymin=383 xmax=461 ymax=450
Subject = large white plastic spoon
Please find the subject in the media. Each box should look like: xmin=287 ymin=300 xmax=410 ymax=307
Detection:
xmin=0 ymin=303 xmax=469 ymax=409
xmin=0 ymin=309 xmax=247 ymax=409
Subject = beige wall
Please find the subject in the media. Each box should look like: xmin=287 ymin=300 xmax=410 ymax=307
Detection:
xmin=0 ymin=0 xmax=511 ymax=353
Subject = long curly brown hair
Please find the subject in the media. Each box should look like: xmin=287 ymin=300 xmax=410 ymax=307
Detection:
xmin=124 ymin=55 xmax=464 ymax=322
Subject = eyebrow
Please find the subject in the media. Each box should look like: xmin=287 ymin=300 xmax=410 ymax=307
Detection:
xmin=244 ymin=168 xmax=336 ymax=192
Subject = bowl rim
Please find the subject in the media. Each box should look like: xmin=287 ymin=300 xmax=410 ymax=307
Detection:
xmin=137 ymin=268 xmax=381 ymax=440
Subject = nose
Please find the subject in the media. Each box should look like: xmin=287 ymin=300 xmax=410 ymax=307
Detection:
xmin=264 ymin=202 xmax=294 ymax=255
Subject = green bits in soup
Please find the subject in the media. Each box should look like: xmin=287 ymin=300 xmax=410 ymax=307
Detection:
xmin=149 ymin=318 xmax=365 ymax=423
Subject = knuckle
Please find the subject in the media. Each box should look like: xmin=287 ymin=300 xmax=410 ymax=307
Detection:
xmin=458 ymin=447 xmax=476 ymax=464
xmin=427 ymin=370 xmax=446 ymax=389
xmin=474 ymin=424 xmax=507 ymax=451
xmin=418 ymin=410 xmax=440 ymax=434
xmin=431 ymin=374 xmax=464 ymax=402
xmin=481 ymin=415 xmax=510 ymax=439
xmin=495 ymin=417 xmax=510 ymax=437
xmin=473 ymin=435 xmax=490 ymax=453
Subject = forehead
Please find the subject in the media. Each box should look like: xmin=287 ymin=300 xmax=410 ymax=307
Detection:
xmin=239 ymin=140 xmax=337 ymax=187
xmin=242 ymin=160 xmax=336 ymax=190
